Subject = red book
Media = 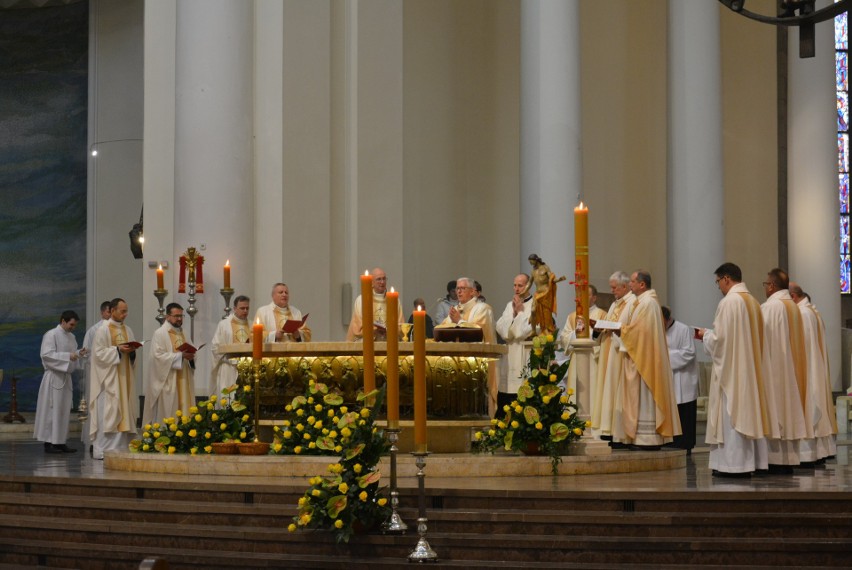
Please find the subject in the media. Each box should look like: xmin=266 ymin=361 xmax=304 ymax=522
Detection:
xmin=176 ymin=342 xmax=205 ymax=354
xmin=120 ymin=341 xmax=144 ymax=349
xmin=281 ymin=314 xmax=309 ymax=334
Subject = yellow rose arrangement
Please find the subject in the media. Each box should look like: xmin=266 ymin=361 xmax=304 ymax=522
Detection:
xmin=289 ymin=386 xmax=392 ymax=543
xmin=471 ymin=333 xmax=586 ymax=474
xmin=129 ymin=383 xmax=253 ymax=454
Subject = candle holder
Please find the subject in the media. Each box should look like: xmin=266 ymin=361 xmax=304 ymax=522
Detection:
xmin=382 ymin=428 xmax=408 ymax=534
xmin=220 ymin=287 xmax=234 ymax=320
xmin=186 ymin=277 xmax=198 ymax=342
xmin=407 ymin=451 xmax=438 ymax=563
xmin=154 ymin=289 xmax=168 ymax=325
xmin=252 ymin=359 xmax=262 ymax=443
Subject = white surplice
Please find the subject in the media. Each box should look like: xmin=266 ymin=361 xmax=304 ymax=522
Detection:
xmin=33 ymin=325 xmax=80 ymax=445
xmin=495 ymin=297 xmax=533 ymax=395
xmin=90 ymin=319 xmax=137 ymax=459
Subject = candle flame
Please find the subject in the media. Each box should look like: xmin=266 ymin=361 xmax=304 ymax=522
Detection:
xmin=579 ymin=201 xmax=585 ymax=209
xmin=157 ymin=264 xmax=162 ymax=271
xmin=255 ymin=318 xmax=261 ymax=325
xmin=417 ymin=305 xmax=423 ymax=312
xmin=390 ymin=286 xmax=395 ymax=293
xmin=364 ymin=269 xmax=370 ymax=276
xmin=225 ymin=259 xmax=230 ymax=267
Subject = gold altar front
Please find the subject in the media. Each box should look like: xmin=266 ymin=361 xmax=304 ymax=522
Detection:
xmin=221 ymin=342 xmax=506 ymax=423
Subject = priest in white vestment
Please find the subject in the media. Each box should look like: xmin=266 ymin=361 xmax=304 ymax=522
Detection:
xmin=254 ymin=283 xmax=312 ymax=342
xmin=662 ymin=305 xmax=699 ymax=453
xmin=699 ymin=263 xmax=770 ymax=476
xmin=143 ymin=303 xmax=196 ymax=427
xmin=437 ymin=277 xmax=497 ymax=415
xmin=790 ymin=283 xmax=837 ymax=462
xmin=211 ymin=295 xmax=251 ymax=395
xmin=760 ymin=268 xmax=811 ymax=473
xmin=615 ymin=270 xmax=681 ymax=448
xmin=593 ymin=271 xmax=635 ymax=441
xmin=79 ymin=301 xmax=111 ymax=449
xmin=558 ymin=284 xmax=607 ymax=397
xmin=89 ymin=299 xmax=138 ymax=460
xmin=346 ymin=267 xmax=405 ymax=341
xmin=495 ymin=273 xmax=534 ymax=412
xmin=34 ymin=311 xmax=84 ymax=453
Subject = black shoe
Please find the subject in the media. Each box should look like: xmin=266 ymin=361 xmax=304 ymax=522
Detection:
xmin=55 ymin=444 xmax=77 ymax=453
xmin=768 ymin=464 xmax=794 ymax=475
xmin=797 ymin=460 xmax=817 ymax=468
xmin=712 ymin=469 xmax=752 ymax=478
xmin=628 ymin=444 xmax=661 ymax=451
xmin=44 ymin=444 xmax=63 ymax=454
xmin=609 ymin=442 xmax=629 ymax=450
xmin=754 ymin=469 xmax=770 ymax=477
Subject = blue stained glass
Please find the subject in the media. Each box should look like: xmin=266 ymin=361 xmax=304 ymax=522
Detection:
xmin=840 ymin=91 xmax=849 ymax=131
xmin=841 ymin=174 xmax=850 ymax=213
xmin=843 ymin=216 xmax=850 ymax=255
xmin=840 ymin=133 xmax=849 ymax=172
xmin=837 ymin=11 xmax=848 ymax=51
xmin=841 ymin=256 xmax=851 ymax=294
xmin=837 ymin=52 xmax=848 ymax=92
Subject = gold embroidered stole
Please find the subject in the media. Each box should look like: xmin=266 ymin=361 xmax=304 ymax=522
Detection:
xmin=781 ymin=299 xmax=809 ymax=414
xmin=738 ymin=292 xmax=771 ymax=434
xmin=231 ymin=320 xmax=250 ymax=343
xmin=167 ymin=328 xmax=187 ymax=407
xmin=108 ymin=323 xmax=132 ymax=432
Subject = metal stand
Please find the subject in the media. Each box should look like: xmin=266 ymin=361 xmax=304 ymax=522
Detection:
xmin=252 ymin=360 xmax=262 ymax=443
xmin=186 ymin=278 xmax=198 ymax=342
xmin=408 ymin=451 xmax=437 ymax=563
xmin=220 ymin=287 xmax=234 ymax=320
xmin=2 ymin=375 xmax=26 ymax=424
xmin=382 ymin=428 xmax=408 ymax=533
xmin=154 ymin=289 xmax=168 ymax=325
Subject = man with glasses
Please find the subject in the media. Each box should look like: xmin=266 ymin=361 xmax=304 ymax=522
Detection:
xmin=346 ymin=267 xmax=404 ymax=341
xmin=697 ymin=262 xmax=770 ymax=477
xmin=143 ymin=303 xmax=196 ymax=427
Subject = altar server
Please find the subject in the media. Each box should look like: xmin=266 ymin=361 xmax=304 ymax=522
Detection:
xmin=662 ymin=305 xmax=699 ymax=454
xmin=495 ymin=273 xmax=534 ymax=411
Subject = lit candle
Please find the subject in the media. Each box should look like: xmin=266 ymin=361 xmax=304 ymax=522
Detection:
xmin=156 ymin=264 xmax=164 ymax=290
xmin=413 ymin=305 xmax=427 ymax=452
xmin=385 ymin=287 xmax=399 ymax=428
xmin=574 ymin=201 xmax=590 ymax=338
xmin=223 ymin=260 xmax=231 ymax=289
xmin=252 ymin=318 xmax=264 ymax=361
xmin=361 ymin=270 xmax=375 ymax=395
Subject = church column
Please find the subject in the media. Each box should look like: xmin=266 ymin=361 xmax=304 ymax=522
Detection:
xmin=519 ymin=0 xmax=580 ymax=323
xmin=173 ymin=0 xmax=254 ymax=393
xmin=667 ymin=1 xmax=724 ymax=329
xmin=788 ymin=15 xmax=841 ymax=390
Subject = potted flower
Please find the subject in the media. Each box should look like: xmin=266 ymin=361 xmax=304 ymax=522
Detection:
xmin=471 ymin=333 xmax=588 ymax=474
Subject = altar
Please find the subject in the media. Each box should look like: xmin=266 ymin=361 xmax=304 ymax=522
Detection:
xmin=220 ymin=341 xmax=507 ymax=452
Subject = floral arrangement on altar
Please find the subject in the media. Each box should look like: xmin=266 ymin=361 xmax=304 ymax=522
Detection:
xmin=129 ymin=383 xmax=254 ymax=454
xmin=471 ymin=333 xmax=588 ymax=474
xmin=283 ymin=382 xmax=391 ymax=543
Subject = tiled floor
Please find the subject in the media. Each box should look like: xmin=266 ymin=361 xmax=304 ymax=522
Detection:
xmin=2 ymin=434 xmax=851 ymax=495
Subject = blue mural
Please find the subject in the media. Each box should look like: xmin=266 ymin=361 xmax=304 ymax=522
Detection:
xmin=0 ymin=2 xmax=88 ymax=412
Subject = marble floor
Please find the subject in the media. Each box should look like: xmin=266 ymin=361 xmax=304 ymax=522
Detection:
xmin=2 ymin=434 xmax=851 ymax=495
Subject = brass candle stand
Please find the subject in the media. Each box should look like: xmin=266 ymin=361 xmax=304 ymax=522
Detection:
xmin=154 ymin=289 xmax=168 ymax=325
xmin=186 ymin=277 xmax=198 ymax=342
xmin=382 ymin=427 xmax=407 ymax=534
xmin=252 ymin=360 xmax=262 ymax=443
xmin=407 ymin=451 xmax=438 ymax=563
xmin=220 ymin=287 xmax=234 ymax=320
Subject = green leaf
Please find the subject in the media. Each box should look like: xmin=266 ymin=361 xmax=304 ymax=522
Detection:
xmin=345 ymin=443 xmax=366 ymax=460
xmin=550 ymin=422 xmax=570 ymax=442
xmin=531 ymin=369 xmax=539 ymax=378
xmin=357 ymin=388 xmax=380 ymax=402
xmin=503 ymin=430 xmax=514 ymax=451
xmin=291 ymin=395 xmax=307 ymax=408
xmin=523 ymin=406 xmax=540 ymax=424
xmin=326 ymin=495 xmax=348 ymax=518
xmin=316 ymin=436 xmax=336 ymax=451
xmin=517 ymin=383 xmax=534 ymax=402
xmin=230 ymin=401 xmax=247 ymax=413
xmin=358 ymin=471 xmax=381 ymax=488
xmin=324 ymin=393 xmax=343 ymax=406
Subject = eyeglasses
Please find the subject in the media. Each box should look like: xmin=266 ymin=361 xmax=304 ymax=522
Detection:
xmin=456 ymin=286 xmax=472 ymax=291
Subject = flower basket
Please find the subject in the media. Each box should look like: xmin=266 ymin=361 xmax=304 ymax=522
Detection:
xmin=237 ymin=442 xmax=270 ymax=455
xmin=211 ymin=442 xmax=238 ymax=455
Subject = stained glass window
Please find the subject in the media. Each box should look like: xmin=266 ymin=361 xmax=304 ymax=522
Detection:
xmin=838 ymin=8 xmax=850 ymax=294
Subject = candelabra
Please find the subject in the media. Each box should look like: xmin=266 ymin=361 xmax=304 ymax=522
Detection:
xmin=252 ymin=360 xmax=262 ymax=443
xmin=407 ymin=451 xmax=438 ymax=562
xmin=382 ymin=428 xmax=407 ymax=533
xmin=220 ymin=287 xmax=234 ymax=320
xmin=186 ymin=277 xmax=198 ymax=342
xmin=154 ymin=288 xmax=168 ymax=325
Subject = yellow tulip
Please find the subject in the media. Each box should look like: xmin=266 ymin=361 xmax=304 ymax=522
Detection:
xmin=204 ymin=445 xmax=212 ymax=453
xmin=142 ymin=444 xmax=150 ymax=451
xmin=175 ymin=411 xmax=182 ymax=418
xmin=585 ymin=420 xmax=591 ymax=427
xmin=338 ymin=482 xmax=349 ymax=493
xmin=211 ymin=413 xmax=219 ymax=422
xmin=378 ymin=498 xmax=387 ymax=507
xmin=354 ymin=463 xmax=363 ymax=473
xmin=288 ymin=524 xmax=297 ymax=532
xmin=294 ymin=446 xmax=303 ymax=454
xmin=334 ymin=519 xmax=344 ymax=529
xmin=535 ymin=422 xmax=543 ymax=430
xmin=194 ymin=414 xmax=202 ymax=422
xmin=511 ymin=421 xmax=519 ymax=429
xmin=573 ymin=427 xmax=583 ymax=436
xmin=359 ymin=491 xmax=368 ymax=501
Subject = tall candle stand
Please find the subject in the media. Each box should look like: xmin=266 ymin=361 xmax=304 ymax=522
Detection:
xmin=407 ymin=451 xmax=438 ymax=562
xmin=220 ymin=287 xmax=234 ymax=320
xmin=154 ymin=288 xmax=168 ymax=325
xmin=382 ymin=428 xmax=407 ymax=533
xmin=252 ymin=360 xmax=262 ymax=443
xmin=186 ymin=277 xmax=198 ymax=342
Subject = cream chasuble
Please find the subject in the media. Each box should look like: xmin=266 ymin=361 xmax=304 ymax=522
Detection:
xmin=346 ymin=292 xmax=405 ymax=341
xmin=144 ymin=322 xmax=195 ymax=427
xmin=558 ymin=306 xmax=608 ymax=395
xmin=254 ymin=302 xmax=312 ymax=342
xmin=592 ymin=292 xmax=634 ymax=435
xmin=797 ymin=299 xmax=836 ymax=443
xmin=89 ymin=319 xmax=137 ymax=438
xmin=211 ymin=315 xmax=249 ymax=394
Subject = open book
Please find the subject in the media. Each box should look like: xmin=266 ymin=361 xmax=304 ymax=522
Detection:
xmin=592 ymin=320 xmax=622 ymax=331
xmin=119 ymin=341 xmax=145 ymax=349
xmin=176 ymin=342 xmax=206 ymax=354
xmin=281 ymin=313 xmax=309 ymax=334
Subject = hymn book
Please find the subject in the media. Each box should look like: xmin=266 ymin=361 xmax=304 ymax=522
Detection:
xmin=176 ymin=342 xmax=206 ymax=354
xmin=281 ymin=314 xmax=309 ymax=334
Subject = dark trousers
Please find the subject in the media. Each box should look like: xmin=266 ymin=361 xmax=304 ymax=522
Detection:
xmin=671 ymin=399 xmax=697 ymax=450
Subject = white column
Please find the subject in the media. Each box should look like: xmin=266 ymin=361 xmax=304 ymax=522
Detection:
xmin=520 ymin=0 xmax=580 ymax=325
xmin=667 ymin=1 xmax=724 ymax=330
xmin=174 ymin=0 xmax=254 ymax=394
xmin=788 ymin=12 xmax=841 ymax=391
